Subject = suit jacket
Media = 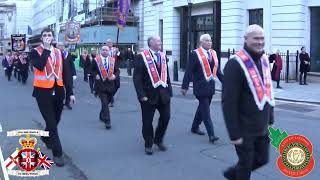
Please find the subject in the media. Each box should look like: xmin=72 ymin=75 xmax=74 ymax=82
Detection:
xmin=133 ymin=52 xmax=173 ymax=105
xmin=30 ymin=48 xmax=74 ymax=100
xmin=91 ymin=55 xmax=120 ymax=94
xmin=182 ymin=50 xmax=224 ymax=97
xmin=66 ymin=53 xmax=77 ymax=76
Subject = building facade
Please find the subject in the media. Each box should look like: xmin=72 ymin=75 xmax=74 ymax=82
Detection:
xmin=138 ymin=0 xmax=320 ymax=72
xmin=0 ymin=0 xmax=32 ymax=54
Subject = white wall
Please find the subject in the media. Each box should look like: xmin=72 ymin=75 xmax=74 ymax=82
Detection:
xmin=221 ymin=0 xmax=245 ymax=52
xmin=15 ymin=0 xmax=32 ymax=35
xmin=270 ymin=0 xmax=306 ymax=53
xmin=32 ymin=0 xmax=57 ymax=34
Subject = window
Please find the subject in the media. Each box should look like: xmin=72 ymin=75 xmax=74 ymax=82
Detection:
xmin=249 ymin=9 xmax=263 ymax=27
xmin=191 ymin=14 xmax=214 ymax=49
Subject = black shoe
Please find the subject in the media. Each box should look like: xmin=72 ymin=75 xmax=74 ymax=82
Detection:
xmin=209 ymin=136 xmax=219 ymax=144
xmin=191 ymin=128 xmax=205 ymax=136
xmin=299 ymin=82 xmax=303 ymax=85
xmin=65 ymin=104 xmax=72 ymax=110
xmin=155 ymin=143 xmax=167 ymax=151
xmin=276 ymin=86 xmax=282 ymax=89
xmin=304 ymin=83 xmax=308 ymax=85
xmin=105 ymin=122 xmax=111 ymax=129
xmin=40 ymin=136 xmax=52 ymax=149
xmin=53 ymin=156 xmax=65 ymax=167
xmin=223 ymin=167 xmax=236 ymax=180
xmin=145 ymin=147 xmax=153 ymax=155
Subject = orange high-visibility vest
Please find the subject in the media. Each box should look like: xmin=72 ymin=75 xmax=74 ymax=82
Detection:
xmin=33 ymin=46 xmax=64 ymax=88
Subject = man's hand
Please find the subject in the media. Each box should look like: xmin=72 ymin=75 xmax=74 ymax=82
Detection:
xmin=181 ymin=89 xmax=187 ymax=96
xmin=108 ymin=74 xmax=116 ymax=81
xmin=96 ymin=75 xmax=100 ymax=80
xmin=73 ymin=75 xmax=77 ymax=80
xmin=140 ymin=97 xmax=148 ymax=102
xmin=43 ymin=37 xmax=51 ymax=50
xmin=70 ymin=95 xmax=76 ymax=104
xmin=230 ymin=138 xmax=243 ymax=145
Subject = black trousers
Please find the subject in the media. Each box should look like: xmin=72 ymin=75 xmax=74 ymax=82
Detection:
xmin=88 ymin=75 xmax=95 ymax=92
xmin=225 ymin=135 xmax=270 ymax=180
xmin=65 ymin=89 xmax=72 ymax=106
xmin=140 ymin=99 xmax=170 ymax=148
xmin=36 ymin=96 xmax=64 ymax=157
xmin=192 ymin=96 xmax=215 ymax=137
xmin=83 ymin=68 xmax=88 ymax=81
xmin=300 ymin=71 xmax=307 ymax=84
xmin=20 ymin=71 xmax=28 ymax=84
xmin=127 ymin=59 xmax=132 ymax=76
xmin=99 ymin=92 xmax=112 ymax=123
xmin=14 ymin=68 xmax=18 ymax=78
xmin=5 ymin=68 xmax=12 ymax=81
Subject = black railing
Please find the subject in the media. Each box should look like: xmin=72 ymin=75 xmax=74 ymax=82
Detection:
xmin=226 ymin=48 xmax=300 ymax=82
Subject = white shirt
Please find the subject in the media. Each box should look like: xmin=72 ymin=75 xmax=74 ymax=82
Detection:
xmin=41 ymin=44 xmax=56 ymax=63
xmin=200 ymin=46 xmax=211 ymax=59
xmin=149 ymin=48 xmax=160 ymax=62
xmin=102 ymin=56 xmax=109 ymax=69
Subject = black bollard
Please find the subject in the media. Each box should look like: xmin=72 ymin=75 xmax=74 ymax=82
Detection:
xmin=173 ymin=60 xmax=178 ymax=82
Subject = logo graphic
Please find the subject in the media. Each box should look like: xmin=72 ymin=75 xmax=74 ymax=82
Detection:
xmin=269 ymin=127 xmax=315 ymax=178
xmin=3 ymin=129 xmax=54 ymax=177
xmin=64 ymin=20 xmax=81 ymax=43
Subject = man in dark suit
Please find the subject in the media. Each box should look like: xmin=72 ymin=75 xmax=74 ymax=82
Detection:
xmin=106 ymin=38 xmax=120 ymax=107
xmin=30 ymin=28 xmax=75 ymax=167
xmin=2 ymin=52 xmax=13 ymax=81
xmin=91 ymin=45 xmax=120 ymax=129
xmin=17 ymin=52 xmax=29 ymax=85
xmin=133 ymin=35 xmax=173 ymax=155
xmin=181 ymin=34 xmax=223 ymax=144
xmin=56 ymin=43 xmax=77 ymax=110
xmin=222 ymin=25 xmax=274 ymax=180
xmin=86 ymin=49 xmax=97 ymax=94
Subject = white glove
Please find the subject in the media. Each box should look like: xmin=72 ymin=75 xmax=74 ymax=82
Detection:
xmin=3 ymin=68 xmax=6 ymax=70
xmin=73 ymin=75 xmax=77 ymax=80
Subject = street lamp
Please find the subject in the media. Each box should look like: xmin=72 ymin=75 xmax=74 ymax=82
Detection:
xmin=187 ymin=0 xmax=192 ymax=67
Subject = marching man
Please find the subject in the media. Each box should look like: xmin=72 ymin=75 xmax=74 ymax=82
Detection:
xmin=106 ymin=38 xmax=120 ymax=107
xmin=181 ymin=34 xmax=223 ymax=144
xmin=30 ymin=28 xmax=75 ymax=166
xmin=222 ymin=24 xmax=274 ymax=180
xmin=133 ymin=35 xmax=172 ymax=155
xmin=91 ymin=45 xmax=120 ymax=129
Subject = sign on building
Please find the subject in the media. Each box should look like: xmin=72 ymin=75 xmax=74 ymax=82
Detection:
xmin=11 ymin=34 xmax=26 ymax=52
xmin=64 ymin=20 xmax=81 ymax=43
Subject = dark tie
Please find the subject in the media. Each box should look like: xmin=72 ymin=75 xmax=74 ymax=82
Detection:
xmin=103 ymin=58 xmax=108 ymax=70
xmin=154 ymin=52 xmax=161 ymax=67
xmin=207 ymin=51 xmax=212 ymax=62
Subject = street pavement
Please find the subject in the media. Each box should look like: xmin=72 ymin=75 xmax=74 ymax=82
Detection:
xmin=0 ymin=68 xmax=320 ymax=180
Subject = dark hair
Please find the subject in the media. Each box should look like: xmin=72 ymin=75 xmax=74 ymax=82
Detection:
xmin=301 ymin=46 xmax=305 ymax=51
xmin=41 ymin=27 xmax=55 ymax=37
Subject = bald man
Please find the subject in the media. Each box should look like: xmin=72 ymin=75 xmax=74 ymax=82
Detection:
xmin=222 ymin=24 xmax=274 ymax=180
xmin=91 ymin=46 xmax=120 ymax=129
xmin=181 ymin=34 xmax=223 ymax=144
xmin=133 ymin=35 xmax=172 ymax=155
